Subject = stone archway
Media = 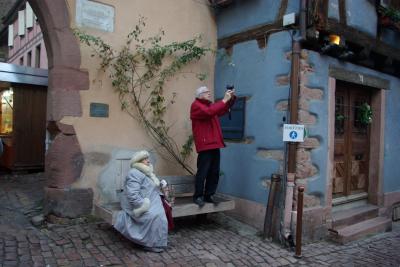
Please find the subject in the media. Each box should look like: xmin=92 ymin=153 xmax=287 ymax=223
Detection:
xmin=28 ymin=0 xmax=93 ymax=217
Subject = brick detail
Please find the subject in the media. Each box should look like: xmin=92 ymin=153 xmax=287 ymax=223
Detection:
xmin=299 ymin=97 xmax=310 ymax=110
xmin=300 ymin=59 xmax=314 ymax=73
xmin=296 ymin=161 xmax=318 ymax=179
xmin=300 ymin=86 xmax=323 ymax=101
xmin=300 ymin=50 xmax=308 ymax=60
xmin=257 ymin=149 xmax=284 ymax=161
xmin=299 ymin=138 xmax=320 ymax=149
xmin=303 ymin=194 xmax=321 ymax=208
xmin=276 ymin=100 xmax=288 ymax=111
xmin=276 ymin=75 xmax=290 ymax=86
xmin=298 ymin=110 xmax=317 ymax=125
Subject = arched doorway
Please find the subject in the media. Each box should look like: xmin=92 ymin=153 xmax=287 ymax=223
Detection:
xmin=27 ymin=0 xmax=92 ymax=217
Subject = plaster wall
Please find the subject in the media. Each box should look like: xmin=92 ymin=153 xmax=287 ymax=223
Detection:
xmin=345 ymin=0 xmax=377 ymax=37
xmin=215 ymin=32 xmax=292 ymax=204
xmin=216 ymin=0 xmax=280 ymax=38
xmin=61 ymin=0 xmax=217 ymax=203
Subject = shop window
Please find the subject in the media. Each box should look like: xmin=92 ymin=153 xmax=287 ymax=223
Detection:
xmin=219 ymin=97 xmax=246 ymax=140
xmin=0 ymin=88 xmax=14 ymax=135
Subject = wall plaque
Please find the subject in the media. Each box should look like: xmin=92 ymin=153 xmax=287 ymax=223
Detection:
xmin=90 ymin=103 xmax=109 ymax=118
xmin=76 ymin=0 xmax=115 ymax=32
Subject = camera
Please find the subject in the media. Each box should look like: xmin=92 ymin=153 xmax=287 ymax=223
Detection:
xmin=226 ymin=84 xmax=234 ymax=90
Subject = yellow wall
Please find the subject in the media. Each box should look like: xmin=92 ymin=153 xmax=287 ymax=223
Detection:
xmin=62 ymin=0 xmax=216 ymax=200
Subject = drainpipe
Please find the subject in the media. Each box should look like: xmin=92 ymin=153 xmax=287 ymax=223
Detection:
xmin=282 ymin=0 xmax=307 ymax=240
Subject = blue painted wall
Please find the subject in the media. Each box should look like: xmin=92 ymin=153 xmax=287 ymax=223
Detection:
xmin=215 ymin=32 xmax=292 ymax=204
xmin=345 ymin=0 xmax=377 ymax=37
xmin=382 ymin=79 xmax=400 ymax=193
xmin=216 ymin=0 xmax=280 ymax=38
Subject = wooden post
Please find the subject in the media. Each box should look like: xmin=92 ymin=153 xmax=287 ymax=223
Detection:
xmin=295 ymin=186 xmax=304 ymax=258
xmin=263 ymin=174 xmax=281 ymax=239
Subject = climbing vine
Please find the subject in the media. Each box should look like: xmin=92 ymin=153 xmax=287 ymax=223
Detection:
xmin=74 ymin=17 xmax=211 ymax=174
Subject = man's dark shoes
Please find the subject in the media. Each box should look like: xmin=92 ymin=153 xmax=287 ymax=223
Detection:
xmin=204 ymin=195 xmax=220 ymax=205
xmin=193 ymin=197 xmax=205 ymax=207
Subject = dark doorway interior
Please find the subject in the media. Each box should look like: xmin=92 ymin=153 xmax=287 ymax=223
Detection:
xmin=0 ymin=82 xmax=47 ymax=172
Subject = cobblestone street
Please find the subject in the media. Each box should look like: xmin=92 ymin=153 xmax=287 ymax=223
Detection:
xmin=0 ymin=173 xmax=399 ymax=267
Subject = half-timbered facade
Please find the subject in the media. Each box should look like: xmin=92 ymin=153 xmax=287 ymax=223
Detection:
xmin=213 ymin=0 xmax=400 ymax=242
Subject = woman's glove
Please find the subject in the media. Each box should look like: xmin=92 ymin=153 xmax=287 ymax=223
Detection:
xmin=132 ymin=198 xmax=150 ymax=217
xmin=160 ymin=179 xmax=168 ymax=188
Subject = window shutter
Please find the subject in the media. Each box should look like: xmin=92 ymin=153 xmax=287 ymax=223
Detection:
xmin=8 ymin=25 xmax=13 ymax=46
xmin=220 ymin=97 xmax=246 ymax=140
xmin=26 ymin=3 xmax=34 ymax=29
xmin=18 ymin=10 xmax=25 ymax=36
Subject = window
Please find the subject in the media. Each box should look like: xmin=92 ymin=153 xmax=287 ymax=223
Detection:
xmin=35 ymin=45 xmax=41 ymax=68
xmin=219 ymin=97 xmax=246 ymax=140
xmin=27 ymin=51 xmax=32 ymax=67
xmin=381 ymin=0 xmax=400 ymax=10
xmin=0 ymin=88 xmax=14 ymax=135
xmin=19 ymin=57 xmax=24 ymax=66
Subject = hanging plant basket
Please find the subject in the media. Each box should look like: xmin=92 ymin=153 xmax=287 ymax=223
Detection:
xmin=358 ymin=103 xmax=373 ymax=125
xmin=378 ymin=6 xmax=400 ymax=31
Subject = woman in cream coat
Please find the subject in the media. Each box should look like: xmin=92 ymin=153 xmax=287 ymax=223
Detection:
xmin=113 ymin=150 xmax=168 ymax=252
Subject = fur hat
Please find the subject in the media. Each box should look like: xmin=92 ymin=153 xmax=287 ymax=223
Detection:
xmin=195 ymin=86 xmax=209 ymax=98
xmin=130 ymin=150 xmax=150 ymax=166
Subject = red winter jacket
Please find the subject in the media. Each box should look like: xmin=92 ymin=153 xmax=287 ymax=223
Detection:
xmin=190 ymin=97 xmax=236 ymax=153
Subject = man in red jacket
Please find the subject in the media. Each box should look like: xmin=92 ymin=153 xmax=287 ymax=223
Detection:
xmin=190 ymin=86 xmax=236 ymax=207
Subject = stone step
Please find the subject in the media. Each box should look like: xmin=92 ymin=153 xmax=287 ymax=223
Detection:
xmin=330 ymin=216 xmax=392 ymax=244
xmin=332 ymin=204 xmax=379 ymax=229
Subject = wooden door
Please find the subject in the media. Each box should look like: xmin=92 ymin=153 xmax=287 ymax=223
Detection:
xmin=333 ymin=82 xmax=371 ymax=198
xmin=13 ymin=84 xmax=47 ymax=170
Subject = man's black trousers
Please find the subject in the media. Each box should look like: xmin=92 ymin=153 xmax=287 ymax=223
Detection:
xmin=194 ymin=149 xmax=220 ymax=199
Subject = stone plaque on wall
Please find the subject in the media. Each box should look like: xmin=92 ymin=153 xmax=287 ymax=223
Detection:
xmin=76 ymin=0 xmax=114 ymax=32
xmin=90 ymin=103 xmax=109 ymax=118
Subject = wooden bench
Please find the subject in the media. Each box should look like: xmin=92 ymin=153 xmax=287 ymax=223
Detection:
xmin=94 ymin=158 xmax=235 ymax=225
